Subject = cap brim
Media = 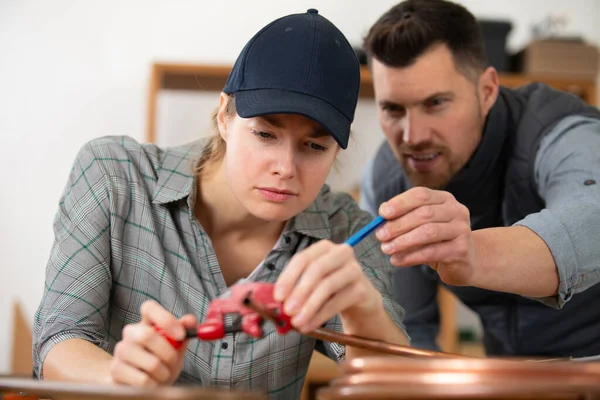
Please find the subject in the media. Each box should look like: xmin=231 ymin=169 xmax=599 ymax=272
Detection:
xmin=234 ymin=89 xmax=350 ymax=149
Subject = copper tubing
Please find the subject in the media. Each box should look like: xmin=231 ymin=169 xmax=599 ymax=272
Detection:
xmin=319 ymin=357 xmax=600 ymax=400
xmin=243 ymin=297 xmax=466 ymax=359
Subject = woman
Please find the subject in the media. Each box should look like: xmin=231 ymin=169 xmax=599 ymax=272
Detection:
xmin=32 ymin=9 xmax=408 ymax=400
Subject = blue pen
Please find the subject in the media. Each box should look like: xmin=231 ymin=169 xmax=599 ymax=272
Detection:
xmin=345 ymin=215 xmax=386 ymax=247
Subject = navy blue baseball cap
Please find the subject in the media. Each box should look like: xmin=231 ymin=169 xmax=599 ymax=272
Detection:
xmin=223 ymin=9 xmax=360 ymax=149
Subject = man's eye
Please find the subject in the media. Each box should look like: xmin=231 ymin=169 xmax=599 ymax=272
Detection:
xmin=382 ymin=105 xmax=404 ymax=115
xmin=429 ymin=98 xmax=447 ymax=107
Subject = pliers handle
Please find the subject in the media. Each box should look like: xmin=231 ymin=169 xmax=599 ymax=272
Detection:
xmin=156 ymin=323 xmax=243 ymax=350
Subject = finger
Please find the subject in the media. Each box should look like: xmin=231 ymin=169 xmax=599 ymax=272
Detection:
xmin=291 ymin=260 xmax=358 ymax=329
xmin=379 ymin=187 xmax=450 ymax=220
xmin=376 ymin=201 xmax=456 ymax=242
xmin=113 ymin=340 xmax=171 ymax=383
xmin=140 ymin=300 xmax=184 ymax=341
xmin=285 ymin=244 xmax=355 ymax=316
xmin=166 ymin=314 xmax=198 ymax=349
xmin=380 ymin=221 xmax=469 ymax=255
xmin=389 ymin=237 xmax=469 ymax=267
xmin=180 ymin=314 xmax=198 ymax=331
xmin=299 ymin=283 xmax=365 ymax=333
xmin=110 ymin=357 xmax=159 ymax=388
xmin=274 ymin=239 xmax=335 ymax=302
xmin=122 ymin=324 xmax=179 ymax=369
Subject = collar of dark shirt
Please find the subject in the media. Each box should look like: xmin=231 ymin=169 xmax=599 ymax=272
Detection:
xmin=151 ymin=140 xmax=332 ymax=241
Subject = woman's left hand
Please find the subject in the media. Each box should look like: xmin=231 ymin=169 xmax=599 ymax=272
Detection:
xmin=273 ymin=240 xmax=382 ymax=333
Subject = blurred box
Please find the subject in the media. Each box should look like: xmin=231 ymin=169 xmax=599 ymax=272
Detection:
xmin=478 ymin=19 xmax=513 ymax=72
xmin=512 ymin=39 xmax=599 ymax=79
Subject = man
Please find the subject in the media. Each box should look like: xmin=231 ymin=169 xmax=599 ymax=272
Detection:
xmin=360 ymin=0 xmax=600 ymax=358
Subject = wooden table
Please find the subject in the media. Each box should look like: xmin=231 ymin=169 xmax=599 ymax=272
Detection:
xmin=0 ymin=376 xmax=267 ymax=400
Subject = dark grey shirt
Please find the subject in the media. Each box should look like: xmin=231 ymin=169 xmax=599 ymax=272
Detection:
xmin=361 ymin=115 xmax=600 ymax=350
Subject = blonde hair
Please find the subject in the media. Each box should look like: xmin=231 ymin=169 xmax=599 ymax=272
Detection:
xmin=196 ymin=94 xmax=236 ymax=177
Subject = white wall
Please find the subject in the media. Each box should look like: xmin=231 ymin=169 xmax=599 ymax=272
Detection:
xmin=1 ymin=0 xmax=599 ymax=372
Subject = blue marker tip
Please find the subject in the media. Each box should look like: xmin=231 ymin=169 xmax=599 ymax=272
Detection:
xmin=345 ymin=216 xmax=386 ymax=247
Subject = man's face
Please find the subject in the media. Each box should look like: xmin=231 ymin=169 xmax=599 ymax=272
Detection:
xmin=371 ymin=44 xmax=496 ymax=189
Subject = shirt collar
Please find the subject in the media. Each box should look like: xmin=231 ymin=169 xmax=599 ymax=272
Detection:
xmin=284 ymin=186 xmax=333 ymax=241
xmin=152 ymin=141 xmax=204 ymax=205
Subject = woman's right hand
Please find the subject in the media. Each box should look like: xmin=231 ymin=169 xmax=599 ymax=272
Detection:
xmin=109 ymin=300 xmax=197 ymax=387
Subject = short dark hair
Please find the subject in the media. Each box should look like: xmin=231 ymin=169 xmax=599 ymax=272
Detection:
xmin=363 ymin=0 xmax=487 ymax=78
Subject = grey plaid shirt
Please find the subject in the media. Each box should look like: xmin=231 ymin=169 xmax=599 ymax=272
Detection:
xmin=33 ymin=135 xmax=406 ymax=400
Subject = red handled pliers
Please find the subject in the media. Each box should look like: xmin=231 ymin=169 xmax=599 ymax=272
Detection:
xmin=157 ymin=281 xmax=293 ymax=349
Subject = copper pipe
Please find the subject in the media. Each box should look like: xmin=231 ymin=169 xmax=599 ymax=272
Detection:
xmin=305 ymin=327 xmax=462 ymax=358
xmin=243 ymin=297 xmax=467 ymax=359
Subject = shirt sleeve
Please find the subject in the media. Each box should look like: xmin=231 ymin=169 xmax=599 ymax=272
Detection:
xmin=514 ymin=115 xmax=600 ymax=308
xmin=32 ymin=142 xmax=114 ymax=378
xmin=392 ymin=266 xmax=441 ymax=351
xmin=319 ymin=195 xmax=408 ymax=362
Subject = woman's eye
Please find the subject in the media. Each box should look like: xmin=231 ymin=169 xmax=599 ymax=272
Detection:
xmin=252 ymin=130 xmax=275 ymax=140
xmin=309 ymin=142 xmax=327 ymax=152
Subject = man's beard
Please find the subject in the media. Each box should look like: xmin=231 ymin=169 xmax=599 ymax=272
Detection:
xmin=397 ymin=143 xmax=458 ymax=189
xmin=401 ymin=158 xmax=454 ymax=189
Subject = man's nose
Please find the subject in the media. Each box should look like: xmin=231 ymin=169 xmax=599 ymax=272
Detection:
xmin=402 ymin=111 xmax=432 ymax=145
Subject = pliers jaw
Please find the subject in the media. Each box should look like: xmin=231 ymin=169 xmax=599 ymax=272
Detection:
xmin=191 ymin=300 xmax=292 ymax=340
xmin=183 ymin=321 xmax=243 ymax=340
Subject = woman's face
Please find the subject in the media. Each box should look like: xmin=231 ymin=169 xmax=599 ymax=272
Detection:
xmin=218 ymin=97 xmax=339 ymax=222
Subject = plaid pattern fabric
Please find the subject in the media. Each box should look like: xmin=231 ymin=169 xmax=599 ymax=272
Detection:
xmin=33 ymin=135 xmax=406 ymax=400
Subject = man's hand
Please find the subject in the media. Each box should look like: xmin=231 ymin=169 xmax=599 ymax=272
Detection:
xmin=110 ymin=300 xmax=196 ymax=387
xmin=376 ymin=187 xmax=476 ymax=286
xmin=274 ymin=240 xmax=382 ymax=333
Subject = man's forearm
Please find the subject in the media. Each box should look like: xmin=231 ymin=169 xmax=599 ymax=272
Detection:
xmin=340 ymin=306 xmax=410 ymax=359
xmin=43 ymin=338 xmax=113 ymax=383
xmin=471 ymin=226 xmax=559 ymax=297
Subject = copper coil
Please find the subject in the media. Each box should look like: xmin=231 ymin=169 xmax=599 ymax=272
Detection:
xmin=318 ymin=357 xmax=600 ymax=400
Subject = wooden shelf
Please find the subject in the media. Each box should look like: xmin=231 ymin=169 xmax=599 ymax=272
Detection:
xmin=146 ymin=62 xmax=597 ymax=142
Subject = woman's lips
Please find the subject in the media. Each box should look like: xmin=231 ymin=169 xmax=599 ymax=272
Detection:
xmin=257 ymin=187 xmax=297 ymax=202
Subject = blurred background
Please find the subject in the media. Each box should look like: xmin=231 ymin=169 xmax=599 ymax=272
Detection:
xmin=1 ymin=0 xmax=599 ymax=375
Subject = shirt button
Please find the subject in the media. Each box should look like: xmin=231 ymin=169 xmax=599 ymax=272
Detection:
xmin=266 ymin=263 xmax=276 ymax=271
xmin=221 ymin=342 xmax=229 ymax=350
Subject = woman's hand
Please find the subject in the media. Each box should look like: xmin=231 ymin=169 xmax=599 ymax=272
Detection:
xmin=274 ymin=240 xmax=382 ymax=333
xmin=109 ymin=300 xmax=196 ymax=387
